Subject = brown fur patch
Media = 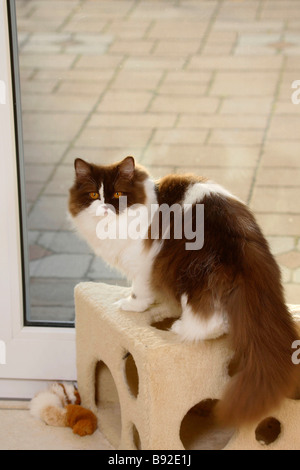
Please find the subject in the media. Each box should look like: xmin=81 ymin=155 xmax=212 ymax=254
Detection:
xmin=145 ymin=173 xmax=207 ymax=250
xmin=65 ymin=404 xmax=98 ymax=436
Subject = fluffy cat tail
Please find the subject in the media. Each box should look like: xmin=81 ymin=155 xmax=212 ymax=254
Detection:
xmin=216 ymin=242 xmax=299 ymax=426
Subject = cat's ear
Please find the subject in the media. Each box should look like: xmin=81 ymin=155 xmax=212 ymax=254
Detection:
xmin=118 ymin=156 xmax=135 ymax=180
xmin=74 ymin=158 xmax=91 ymax=180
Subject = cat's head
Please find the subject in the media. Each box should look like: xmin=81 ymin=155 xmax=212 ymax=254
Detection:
xmin=68 ymin=156 xmax=150 ymax=219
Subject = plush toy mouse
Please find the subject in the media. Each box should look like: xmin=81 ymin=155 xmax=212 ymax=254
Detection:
xmin=29 ymin=382 xmax=98 ymax=437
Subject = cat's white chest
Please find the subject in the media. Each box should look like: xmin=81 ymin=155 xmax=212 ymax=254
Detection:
xmin=71 ymin=205 xmax=151 ymax=279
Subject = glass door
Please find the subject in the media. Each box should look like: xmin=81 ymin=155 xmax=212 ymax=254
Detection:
xmin=0 ymin=0 xmax=126 ymax=399
xmin=15 ymin=1 xmax=126 ymax=329
xmin=0 ymin=0 xmax=76 ymax=399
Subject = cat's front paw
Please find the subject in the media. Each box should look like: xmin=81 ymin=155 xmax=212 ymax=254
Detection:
xmin=114 ymin=295 xmax=153 ymax=313
xmin=170 ymin=319 xmax=183 ymax=335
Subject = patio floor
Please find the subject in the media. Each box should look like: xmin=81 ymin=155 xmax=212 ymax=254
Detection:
xmin=16 ymin=0 xmax=300 ymax=323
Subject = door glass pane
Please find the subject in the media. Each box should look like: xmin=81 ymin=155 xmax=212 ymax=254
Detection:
xmin=14 ymin=0 xmax=129 ymax=326
xmin=13 ymin=0 xmax=300 ymax=326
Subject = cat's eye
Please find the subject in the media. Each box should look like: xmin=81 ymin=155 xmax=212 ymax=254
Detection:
xmin=89 ymin=192 xmax=99 ymax=200
xmin=113 ymin=191 xmax=124 ymax=199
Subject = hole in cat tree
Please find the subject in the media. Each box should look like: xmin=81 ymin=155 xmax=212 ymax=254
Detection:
xmin=255 ymin=417 xmax=281 ymax=446
xmin=124 ymin=351 xmax=139 ymax=398
xmin=180 ymin=399 xmax=235 ymax=450
xmin=151 ymin=317 xmax=178 ymax=331
xmin=94 ymin=360 xmax=122 ymax=449
xmin=132 ymin=423 xmax=142 ymax=450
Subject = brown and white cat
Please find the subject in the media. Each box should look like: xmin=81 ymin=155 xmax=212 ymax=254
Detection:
xmin=69 ymin=156 xmax=299 ymax=426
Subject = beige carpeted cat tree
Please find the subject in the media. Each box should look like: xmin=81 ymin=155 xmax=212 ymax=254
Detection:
xmin=75 ymin=282 xmax=300 ymax=450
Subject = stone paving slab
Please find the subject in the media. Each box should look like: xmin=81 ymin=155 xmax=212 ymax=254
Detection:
xmin=15 ymin=0 xmax=300 ymax=322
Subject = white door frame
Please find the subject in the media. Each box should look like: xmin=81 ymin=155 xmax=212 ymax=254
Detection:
xmin=0 ymin=0 xmax=76 ymax=399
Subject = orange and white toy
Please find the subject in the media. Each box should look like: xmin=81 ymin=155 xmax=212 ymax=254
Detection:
xmin=29 ymin=382 xmax=97 ymax=437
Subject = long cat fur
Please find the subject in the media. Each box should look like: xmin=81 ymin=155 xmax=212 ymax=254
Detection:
xmin=68 ymin=156 xmax=299 ymax=426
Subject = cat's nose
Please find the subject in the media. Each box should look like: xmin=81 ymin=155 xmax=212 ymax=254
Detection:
xmin=100 ymin=204 xmax=109 ymax=215
xmin=96 ymin=204 xmax=110 ymax=217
